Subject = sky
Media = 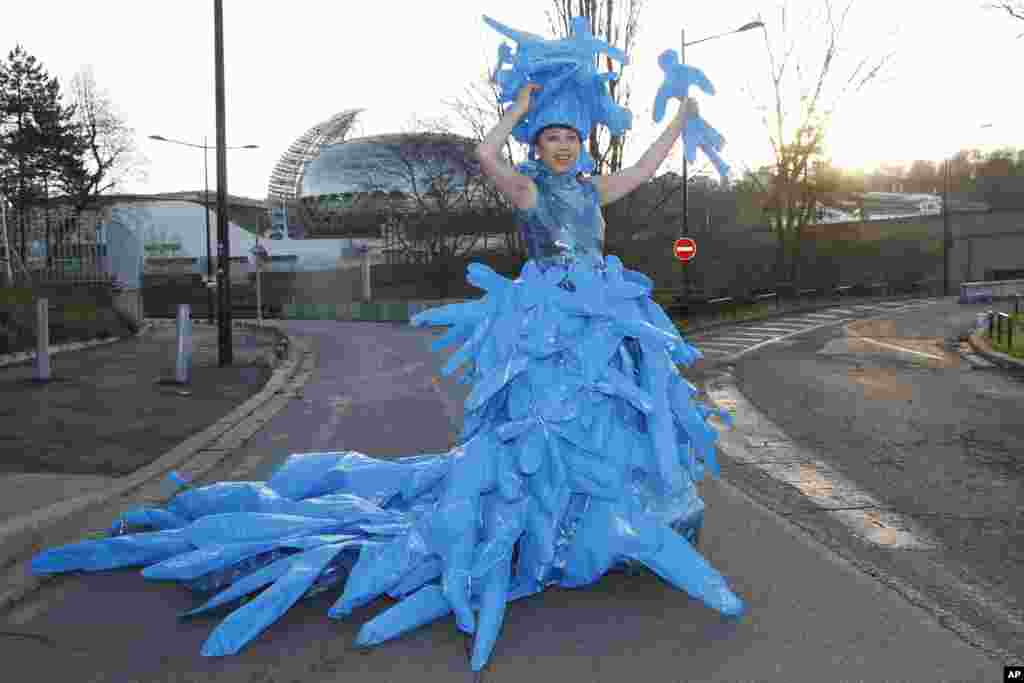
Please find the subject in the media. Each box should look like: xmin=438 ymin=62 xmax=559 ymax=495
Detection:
xmin=2 ymin=0 xmax=1022 ymax=200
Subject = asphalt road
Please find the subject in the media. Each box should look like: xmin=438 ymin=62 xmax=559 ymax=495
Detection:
xmin=0 ymin=311 xmax=1009 ymax=682
xmin=694 ymin=297 xmax=1024 ymax=660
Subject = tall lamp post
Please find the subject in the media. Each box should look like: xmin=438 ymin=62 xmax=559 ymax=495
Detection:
xmin=942 ymin=122 xmax=992 ymax=297
xmin=679 ymin=20 xmax=763 ymax=299
xmin=148 ymin=135 xmax=258 ymax=325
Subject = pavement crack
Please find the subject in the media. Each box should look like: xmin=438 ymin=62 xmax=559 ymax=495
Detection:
xmin=0 ymin=629 xmax=84 ymax=652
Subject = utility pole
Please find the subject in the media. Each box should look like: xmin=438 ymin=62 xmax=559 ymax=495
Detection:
xmin=680 ymin=28 xmax=689 ymax=302
xmin=203 ymin=136 xmax=214 ymax=324
xmin=676 ymin=20 xmax=763 ymax=303
xmin=214 ymin=0 xmax=233 ymax=365
xmin=942 ymin=158 xmax=951 ymax=297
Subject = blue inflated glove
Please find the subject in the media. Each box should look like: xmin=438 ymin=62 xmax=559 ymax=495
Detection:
xmin=652 ymin=49 xmax=715 ymax=121
xmin=652 ymin=48 xmax=730 ymax=181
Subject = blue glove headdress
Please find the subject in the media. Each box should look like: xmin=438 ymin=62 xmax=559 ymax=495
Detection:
xmin=483 ymin=14 xmax=633 ymax=177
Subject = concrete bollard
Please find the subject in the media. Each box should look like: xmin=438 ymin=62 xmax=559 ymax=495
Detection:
xmin=175 ymin=304 xmax=192 ymax=384
xmin=361 ymin=247 xmax=371 ymax=302
xmin=34 ymin=298 xmax=50 ymax=382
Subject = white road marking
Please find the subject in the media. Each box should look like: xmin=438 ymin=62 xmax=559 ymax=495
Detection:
xmin=696 ymin=341 xmax=751 ymax=349
xmin=850 ymin=335 xmax=947 ymax=361
xmin=688 ymin=297 xmax=942 ymax=361
xmin=728 ymin=317 xmax=855 ymax=359
xmin=706 ymin=378 xmax=937 ymax=550
xmin=738 ymin=325 xmax=811 ymax=333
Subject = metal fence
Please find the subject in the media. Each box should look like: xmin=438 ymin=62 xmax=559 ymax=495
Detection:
xmin=982 ymin=296 xmax=1023 ymax=356
xmin=652 ymin=276 xmax=940 ymax=320
xmin=1 ymin=207 xmax=135 ymax=288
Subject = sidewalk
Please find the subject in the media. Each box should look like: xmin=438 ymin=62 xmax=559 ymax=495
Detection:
xmin=0 ymin=320 xmax=288 ymax=523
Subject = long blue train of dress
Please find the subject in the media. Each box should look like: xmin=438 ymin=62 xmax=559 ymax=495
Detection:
xmin=30 ymin=164 xmax=744 ymax=672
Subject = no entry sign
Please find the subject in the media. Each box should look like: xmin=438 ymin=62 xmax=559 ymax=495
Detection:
xmin=674 ymin=237 xmax=697 ymax=262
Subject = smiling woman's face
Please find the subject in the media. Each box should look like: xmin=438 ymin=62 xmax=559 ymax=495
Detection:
xmin=535 ymin=126 xmax=581 ymax=174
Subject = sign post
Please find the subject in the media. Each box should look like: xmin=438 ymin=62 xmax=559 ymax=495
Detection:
xmin=674 ymin=237 xmax=696 ymax=308
xmin=270 ymin=205 xmax=287 ymax=240
xmin=251 ymin=242 xmax=270 ymax=326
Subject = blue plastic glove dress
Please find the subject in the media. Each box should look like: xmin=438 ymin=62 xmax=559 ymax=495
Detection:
xmin=29 ymin=15 xmax=745 ymax=674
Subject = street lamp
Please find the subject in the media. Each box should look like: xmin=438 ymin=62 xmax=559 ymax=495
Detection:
xmin=148 ymin=135 xmax=258 ymax=327
xmin=679 ymin=20 xmax=764 ymax=299
xmin=942 ymin=122 xmax=992 ymax=297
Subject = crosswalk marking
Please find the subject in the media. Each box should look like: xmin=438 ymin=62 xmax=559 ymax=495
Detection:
xmin=683 ymin=298 xmax=939 ymax=361
xmin=696 ymin=340 xmax=750 ymax=348
xmin=737 ymin=325 xmax=808 ymax=333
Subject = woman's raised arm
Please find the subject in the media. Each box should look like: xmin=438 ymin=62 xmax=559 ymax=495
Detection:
xmin=475 ymin=85 xmax=540 ymax=210
xmin=590 ymin=97 xmax=697 ymax=206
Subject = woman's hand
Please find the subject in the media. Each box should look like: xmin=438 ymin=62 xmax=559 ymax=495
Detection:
xmin=514 ymin=83 xmax=541 ymax=115
xmin=682 ymin=96 xmax=699 ymax=119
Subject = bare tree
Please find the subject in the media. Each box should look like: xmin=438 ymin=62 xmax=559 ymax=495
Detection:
xmin=349 ymin=128 xmax=521 ymax=296
xmin=741 ymin=0 xmax=894 ymax=284
xmin=438 ymin=79 xmax=526 ymax=257
xmin=58 ymin=66 xmax=149 ymax=214
xmin=986 ymin=2 xmax=1024 ymax=37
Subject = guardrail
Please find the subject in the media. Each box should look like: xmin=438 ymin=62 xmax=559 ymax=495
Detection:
xmin=959 ymin=278 xmax=1024 ymax=304
xmin=170 ymin=278 xmax=938 ymax=324
xmin=656 ymin=278 xmax=938 ymax=319
xmin=144 ymin=276 xmax=943 ymax=325
xmin=982 ymin=296 xmax=1022 ymax=354
xmin=986 ymin=310 xmax=1017 ymax=353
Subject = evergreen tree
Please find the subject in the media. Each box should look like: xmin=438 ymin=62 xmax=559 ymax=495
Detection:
xmin=0 ymin=45 xmax=83 ymax=262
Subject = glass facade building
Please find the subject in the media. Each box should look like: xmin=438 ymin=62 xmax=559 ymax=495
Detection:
xmin=266 ymin=112 xmax=504 ymax=264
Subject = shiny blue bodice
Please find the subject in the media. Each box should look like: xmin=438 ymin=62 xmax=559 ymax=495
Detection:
xmin=513 ymin=164 xmax=605 ymax=271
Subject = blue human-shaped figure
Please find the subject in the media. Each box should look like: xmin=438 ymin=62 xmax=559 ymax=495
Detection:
xmin=653 ymin=48 xmax=731 ymax=181
xmin=29 ymin=15 xmax=745 ymax=674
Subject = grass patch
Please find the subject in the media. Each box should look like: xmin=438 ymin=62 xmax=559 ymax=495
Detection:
xmin=987 ymin=312 xmax=1024 ymax=359
xmin=676 ymin=301 xmax=777 ymax=331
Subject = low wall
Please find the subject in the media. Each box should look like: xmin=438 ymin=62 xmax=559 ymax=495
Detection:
xmin=959 ymin=278 xmax=1024 ymax=304
xmin=282 ymin=299 xmax=467 ymax=323
xmin=0 ymin=285 xmax=137 ymax=353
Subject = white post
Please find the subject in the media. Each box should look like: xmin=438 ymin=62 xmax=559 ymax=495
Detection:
xmin=256 ymin=256 xmax=263 ymax=327
xmin=361 ymin=246 xmax=371 ymax=302
xmin=175 ymin=303 xmax=192 ymax=384
xmin=34 ymin=298 xmax=50 ymax=381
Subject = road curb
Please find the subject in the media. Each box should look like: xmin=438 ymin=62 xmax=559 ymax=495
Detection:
xmin=967 ymin=329 xmax=1024 ymax=371
xmin=0 ymin=321 xmax=314 ymax=615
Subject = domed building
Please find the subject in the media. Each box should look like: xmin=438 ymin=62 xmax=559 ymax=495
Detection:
xmin=267 ymin=110 xmax=510 ymax=265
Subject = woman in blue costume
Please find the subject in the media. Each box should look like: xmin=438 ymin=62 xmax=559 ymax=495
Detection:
xmin=30 ymin=14 xmax=743 ymax=673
